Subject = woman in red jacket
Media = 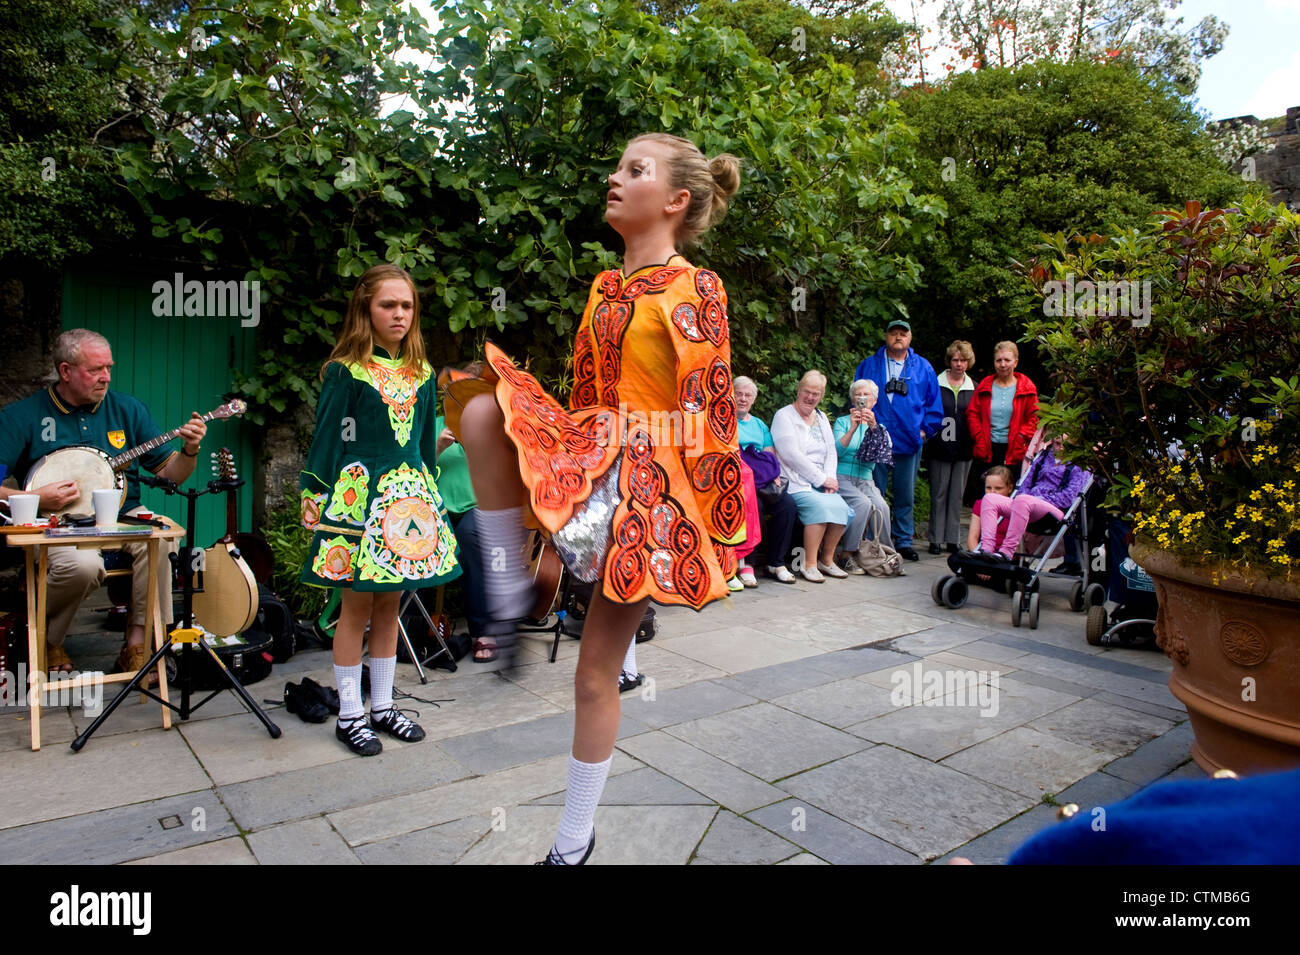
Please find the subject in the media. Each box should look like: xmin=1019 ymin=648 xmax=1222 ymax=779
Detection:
xmin=966 ymin=341 xmax=1038 ymax=478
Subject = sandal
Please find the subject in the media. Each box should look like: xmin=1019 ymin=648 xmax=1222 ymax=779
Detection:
xmin=473 ymin=637 xmax=499 ymax=663
xmin=46 ymin=644 xmax=74 ymax=674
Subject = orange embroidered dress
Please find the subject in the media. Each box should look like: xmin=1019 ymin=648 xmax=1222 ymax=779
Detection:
xmin=451 ymin=260 xmax=743 ymax=610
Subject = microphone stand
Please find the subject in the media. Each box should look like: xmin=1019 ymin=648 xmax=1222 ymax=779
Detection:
xmin=72 ymin=473 xmax=281 ymax=750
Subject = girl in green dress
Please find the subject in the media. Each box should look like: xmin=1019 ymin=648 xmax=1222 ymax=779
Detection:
xmin=300 ymin=265 xmax=460 ymax=755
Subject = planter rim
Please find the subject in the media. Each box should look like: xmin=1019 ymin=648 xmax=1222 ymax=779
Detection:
xmin=1131 ymin=539 xmax=1300 ymax=602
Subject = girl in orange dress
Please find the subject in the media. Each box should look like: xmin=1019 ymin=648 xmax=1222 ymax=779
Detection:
xmin=447 ymin=133 xmax=742 ymax=864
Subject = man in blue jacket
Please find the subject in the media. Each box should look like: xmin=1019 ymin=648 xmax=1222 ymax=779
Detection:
xmin=854 ymin=320 xmax=943 ymax=560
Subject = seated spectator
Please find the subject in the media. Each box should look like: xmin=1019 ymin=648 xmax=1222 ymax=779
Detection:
xmin=733 ymin=375 xmax=797 ymax=584
xmin=833 ymin=379 xmax=893 ymax=573
xmin=771 ymin=370 xmax=853 ymax=583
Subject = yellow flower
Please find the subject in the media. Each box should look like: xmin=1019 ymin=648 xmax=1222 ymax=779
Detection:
xmin=1249 ymin=490 xmax=1263 ymax=501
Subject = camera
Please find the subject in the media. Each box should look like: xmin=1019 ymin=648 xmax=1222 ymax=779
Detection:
xmin=855 ymin=395 xmax=870 ymax=409
xmin=885 ymin=377 xmax=908 ymax=396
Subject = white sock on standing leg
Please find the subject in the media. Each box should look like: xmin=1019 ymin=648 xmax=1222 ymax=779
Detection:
xmin=552 ymin=753 xmax=612 ymax=862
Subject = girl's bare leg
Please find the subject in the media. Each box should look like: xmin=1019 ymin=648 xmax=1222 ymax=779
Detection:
xmin=333 ymin=588 xmax=373 ymax=667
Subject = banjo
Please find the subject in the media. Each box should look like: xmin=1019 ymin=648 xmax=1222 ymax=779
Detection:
xmin=24 ymin=400 xmax=248 ymax=517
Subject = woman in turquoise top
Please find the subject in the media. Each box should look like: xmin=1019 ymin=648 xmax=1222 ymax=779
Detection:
xmin=833 ymin=379 xmax=894 ymax=564
xmin=300 ymin=264 xmax=460 ymax=756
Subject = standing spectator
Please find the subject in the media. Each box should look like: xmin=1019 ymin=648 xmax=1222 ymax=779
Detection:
xmin=924 ymin=340 xmax=975 ymax=555
xmin=771 ymin=371 xmax=853 ymax=583
xmin=967 ymin=341 xmax=1038 ymax=480
xmin=854 ymin=320 xmax=943 ymax=561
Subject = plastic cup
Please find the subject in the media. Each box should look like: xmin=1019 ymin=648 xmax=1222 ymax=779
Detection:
xmin=92 ymin=489 xmax=120 ymax=527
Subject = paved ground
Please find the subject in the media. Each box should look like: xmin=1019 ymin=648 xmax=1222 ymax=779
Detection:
xmin=0 ymin=549 xmax=1196 ymax=865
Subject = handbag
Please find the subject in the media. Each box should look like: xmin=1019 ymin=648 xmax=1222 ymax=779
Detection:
xmin=740 ymin=445 xmax=782 ymax=487
xmin=856 ymin=511 xmax=904 ymax=577
xmin=855 ymin=424 xmax=894 ymax=467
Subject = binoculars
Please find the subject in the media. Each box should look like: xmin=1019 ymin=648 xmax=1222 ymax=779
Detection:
xmin=885 ymin=377 xmax=909 ymax=396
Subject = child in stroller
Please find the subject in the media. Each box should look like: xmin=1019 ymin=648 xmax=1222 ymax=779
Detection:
xmin=931 ymin=443 xmax=1098 ymax=629
xmin=1085 ymin=516 xmax=1159 ymax=647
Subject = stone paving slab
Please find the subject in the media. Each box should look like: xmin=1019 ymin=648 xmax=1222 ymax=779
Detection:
xmin=654 ymin=624 xmax=824 ymax=673
xmin=935 ymin=804 xmax=1061 ymax=865
xmin=1027 ymin=697 xmax=1176 ymax=757
xmin=776 ymin=746 xmax=1034 ymax=860
xmin=531 ymin=765 xmax=712 ymax=806
xmin=747 ymin=603 xmax=937 ymax=653
xmin=886 ymin=622 xmax=1008 ymax=657
xmin=940 ymin=726 xmax=1114 ymax=799
xmin=436 ymin=709 xmax=650 ymax=775
xmin=125 ymin=835 xmax=257 ymax=865
xmin=770 ymin=677 xmax=899 ymax=729
xmin=0 ymin=725 xmax=210 ymax=829
xmin=218 ymin=737 xmax=472 ymax=831
xmin=845 ymin=678 xmax=1081 ymax=761
xmin=1055 ymin=769 xmax=1145 ymax=809
xmin=178 ymin=709 xmax=351 ymax=786
xmin=617 ymin=678 xmax=759 ymax=731
xmin=617 ymin=731 xmax=786 ymax=813
xmin=353 ymin=815 xmax=490 ymax=865
xmin=745 ymin=798 xmax=920 ymax=864
xmin=0 ymin=707 xmax=79 ymax=752
xmin=248 ymin=816 xmax=361 ymax=866
xmin=1091 ymin=690 xmax=1185 ymax=723
xmin=802 ymin=645 xmax=920 ymax=678
xmin=0 ymin=788 xmax=234 ymax=864
xmin=720 ymin=656 xmax=868 ymax=700
xmin=1101 ymin=720 xmax=1197 ymax=784
xmin=456 ymin=804 xmax=717 ymax=865
xmin=663 ymin=701 xmax=869 ymax=782
xmin=689 ymin=809 xmax=802 ymax=865
xmin=325 ymin=751 xmax=641 ymax=847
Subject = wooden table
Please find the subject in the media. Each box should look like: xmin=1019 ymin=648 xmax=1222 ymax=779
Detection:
xmin=3 ymin=520 xmax=182 ymax=750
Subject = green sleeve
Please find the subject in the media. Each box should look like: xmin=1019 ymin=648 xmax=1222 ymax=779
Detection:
xmin=300 ymin=363 xmax=351 ymax=523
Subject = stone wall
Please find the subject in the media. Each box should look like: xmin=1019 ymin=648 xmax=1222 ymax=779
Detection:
xmin=1228 ymin=106 xmax=1300 ymax=210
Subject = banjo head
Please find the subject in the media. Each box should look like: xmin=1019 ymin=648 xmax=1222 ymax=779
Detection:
xmin=25 ymin=447 xmax=124 ymax=517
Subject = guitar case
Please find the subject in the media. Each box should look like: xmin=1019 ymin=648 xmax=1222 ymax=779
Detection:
xmin=167 ymin=629 xmax=275 ymax=690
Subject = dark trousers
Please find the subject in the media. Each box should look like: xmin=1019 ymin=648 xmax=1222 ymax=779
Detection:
xmin=751 ymin=490 xmax=797 ymax=569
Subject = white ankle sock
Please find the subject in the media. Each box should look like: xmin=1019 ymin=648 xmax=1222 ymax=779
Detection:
xmin=553 ymin=753 xmax=612 ymax=861
xmin=476 ymin=507 xmax=532 ymax=620
xmin=622 ymin=639 xmax=638 ymax=678
xmin=334 ymin=663 xmax=364 ymax=721
xmin=368 ymin=654 xmax=396 ymax=713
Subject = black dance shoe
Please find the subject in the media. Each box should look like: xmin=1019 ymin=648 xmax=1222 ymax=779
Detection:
xmin=537 ymin=830 xmax=595 ymax=865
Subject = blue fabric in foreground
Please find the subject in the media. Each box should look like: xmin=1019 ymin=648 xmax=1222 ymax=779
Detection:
xmin=1009 ymin=767 xmax=1300 ymax=864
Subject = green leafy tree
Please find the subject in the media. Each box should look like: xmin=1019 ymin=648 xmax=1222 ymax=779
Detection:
xmin=897 ymin=59 xmax=1244 ymax=369
xmin=102 ymin=0 xmax=944 ymax=423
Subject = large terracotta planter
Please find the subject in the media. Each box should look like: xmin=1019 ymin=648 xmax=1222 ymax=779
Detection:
xmin=1132 ymin=541 xmax=1300 ymax=775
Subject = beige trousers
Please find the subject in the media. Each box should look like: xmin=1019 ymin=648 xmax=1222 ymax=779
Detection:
xmin=43 ymin=506 xmax=176 ymax=648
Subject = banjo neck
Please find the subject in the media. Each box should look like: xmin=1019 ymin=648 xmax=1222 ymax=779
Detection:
xmin=107 ymin=401 xmax=247 ymax=471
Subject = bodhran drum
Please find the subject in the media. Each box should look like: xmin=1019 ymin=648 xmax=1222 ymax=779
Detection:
xmin=24 ymin=446 xmax=125 ymax=518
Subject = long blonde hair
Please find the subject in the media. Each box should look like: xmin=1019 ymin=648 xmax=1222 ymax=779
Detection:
xmin=321 ymin=265 xmax=429 ymax=379
xmin=628 ymin=133 xmax=741 ymax=245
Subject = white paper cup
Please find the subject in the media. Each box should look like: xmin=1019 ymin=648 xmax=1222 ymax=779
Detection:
xmin=92 ymin=489 xmax=120 ymax=527
xmin=7 ymin=493 xmax=40 ymax=525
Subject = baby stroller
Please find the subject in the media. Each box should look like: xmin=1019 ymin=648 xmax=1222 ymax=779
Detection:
xmin=1085 ymin=516 xmax=1159 ymax=647
xmin=931 ymin=449 xmax=1104 ymax=629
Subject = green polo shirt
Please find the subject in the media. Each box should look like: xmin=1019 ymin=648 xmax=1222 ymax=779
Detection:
xmin=0 ymin=385 xmax=176 ymax=516
xmin=433 ymin=414 xmax=476 ymax=516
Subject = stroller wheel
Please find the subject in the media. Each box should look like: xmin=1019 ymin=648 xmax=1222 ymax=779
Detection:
xmin=1085 ymin=582 xmax=1106 ymax=607
xmin=1069 ymin=581 xmax=1086 ymax=613
xmin=931 ymin=575 xmax=949 ymax=606
xmin=1086 ymin=604 xmax=1108 ymax=646
xmin=941 ymin=576 xmax=969 ymax=609
xmin=1011 ymin=589 xmax=1023 ymax=628
xmin=1027 ymin=592 xmax=1040 ymax=630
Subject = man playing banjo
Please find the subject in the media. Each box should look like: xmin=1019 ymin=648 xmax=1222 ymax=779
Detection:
xmin=0 ymin=329 xmax=207 ymax=679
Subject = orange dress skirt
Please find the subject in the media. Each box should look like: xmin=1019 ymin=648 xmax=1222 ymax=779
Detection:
xmin=443 ymin=261 xmax=744 ymax=610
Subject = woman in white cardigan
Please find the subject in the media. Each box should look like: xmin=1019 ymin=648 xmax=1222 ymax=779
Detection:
xmin=770 ymin=370 xmax=853 ymax=583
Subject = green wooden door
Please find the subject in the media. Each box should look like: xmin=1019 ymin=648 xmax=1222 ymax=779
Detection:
xmin=61 ymin=268 xmax=258 ymax=548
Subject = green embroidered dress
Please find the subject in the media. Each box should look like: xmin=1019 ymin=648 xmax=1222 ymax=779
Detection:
xmin=299 ymin=348 xmax=460 ymax=590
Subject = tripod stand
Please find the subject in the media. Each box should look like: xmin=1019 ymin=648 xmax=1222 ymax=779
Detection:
xmin=72 ymin=474 xmax=281 ymax=750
